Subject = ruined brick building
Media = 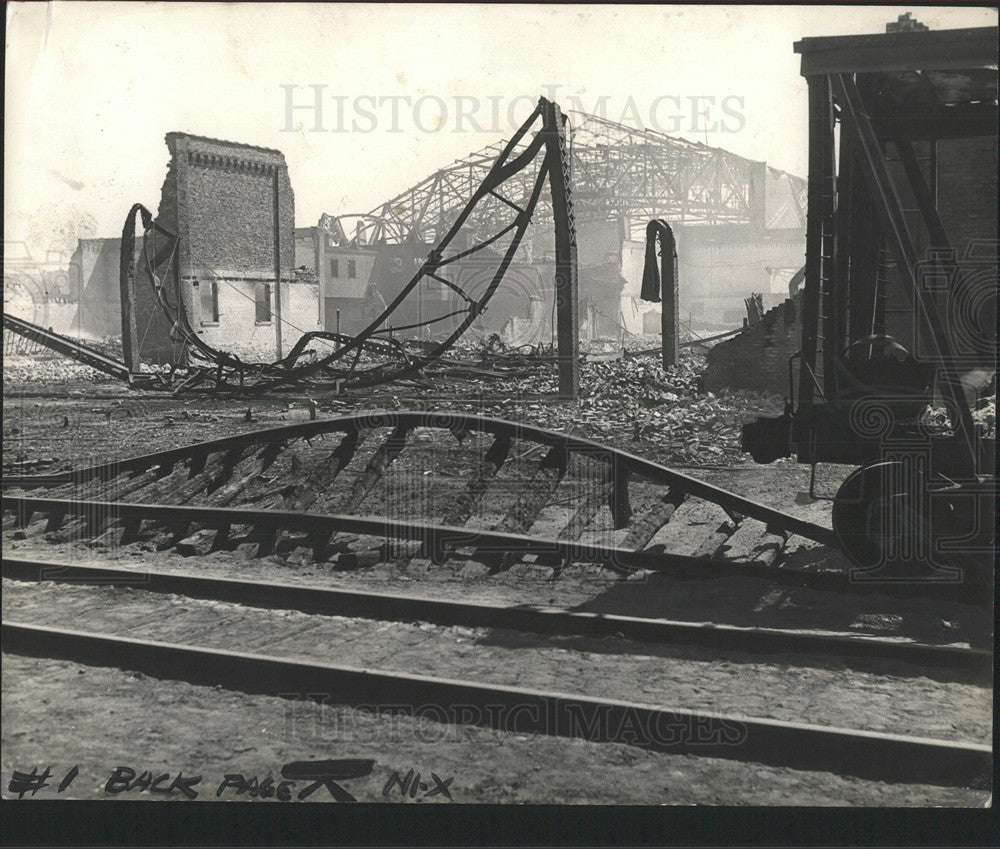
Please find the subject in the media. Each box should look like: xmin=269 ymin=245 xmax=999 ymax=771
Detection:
xmin=703 ymin=292 xmax=804 ymax=395
xmin=68 ymin=133 xmax=321 ymax=364
xmin=60 ymin=118 xmax=809 ymax=363
xmin=136 ymin=132 xmax=316 ymax=364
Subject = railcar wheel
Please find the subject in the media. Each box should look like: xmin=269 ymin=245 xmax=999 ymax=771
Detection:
xmin=832 ymin=460 xmax=934 ymax=578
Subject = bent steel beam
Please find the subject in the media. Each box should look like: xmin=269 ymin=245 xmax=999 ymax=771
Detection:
xmin=112 ymin=98 xmax=579 ymax=394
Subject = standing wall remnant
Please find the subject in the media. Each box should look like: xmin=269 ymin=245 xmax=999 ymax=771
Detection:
xmin=133 ymin=132 xmax=306 ymax=364
xmin=703 ymin=292 xmax=804 ymax=396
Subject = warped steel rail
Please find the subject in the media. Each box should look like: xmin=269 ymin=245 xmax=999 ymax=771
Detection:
xmin=3 ymin=621 xmax=989 ymax=788
xmin=8 ymin=99 xmax=577 ymax=395
xmin=2 ymin=410 xmax=986 ymax=600
xmin=3 ymin=557 xmax=989 ymax=679
xmin=114 ymin=97 xmax=577 ymax=393
xmin=0 ymin=410 xmax=833 ymax=542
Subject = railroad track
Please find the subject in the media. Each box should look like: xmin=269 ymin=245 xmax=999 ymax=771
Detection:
xmin=1 ymin=556 xmax=991 ymax=788
xmin=3 ymin=557 xmax=989 ymax=678
xmin=1 ymin=411 xmax=986 ymax=601
xmin=3 ymin=412 xmax=991 ymax=793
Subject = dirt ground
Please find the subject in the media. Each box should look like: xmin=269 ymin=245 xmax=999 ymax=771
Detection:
xmin=1 ymin=363 xmax=994 ymax=806
xmin=1 ymin=654 xmax=991 ymax=806
xmin=4 ymin=578 xmax=991 ymax=742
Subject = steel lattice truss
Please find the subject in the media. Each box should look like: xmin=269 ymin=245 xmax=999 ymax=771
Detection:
xmin=101 ymin=99 xmax=579 ymax=394
xmin=339 ymin=110 xmax=807 ymax=245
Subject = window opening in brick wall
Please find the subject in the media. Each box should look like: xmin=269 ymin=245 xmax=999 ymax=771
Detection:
xmin=330 ymin=258 xmax=339 ymax=278
xmin=255 ymin=283 xmax=272 ymax=323
xmin=347 ymin=259 xmax=357 ymax=279
xmin=197 ymin=280 xmax=219 ymax=324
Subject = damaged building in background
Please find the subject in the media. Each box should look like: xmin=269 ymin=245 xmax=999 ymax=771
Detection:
xmin=59 ymin=134 xmax=316 ymax=365
xmin=304 ymin=111 xmax=808 ymax=345
xmin=22 ymin=111 xmax=806 ymax=362
xmin=136 ymin=132 xmax=312 ymax=364
xmin=2 ymin=242 xmax=75 ymax=336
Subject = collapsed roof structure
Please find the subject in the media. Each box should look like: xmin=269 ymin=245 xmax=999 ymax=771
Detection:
xmin=332 ymin=111 xmax=807 ymax=247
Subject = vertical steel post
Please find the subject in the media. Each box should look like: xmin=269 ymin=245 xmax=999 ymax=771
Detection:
xmin=848 ymin=155 xmax=879 ymax=344
xmin=660 ymin=226 xmax=679 ymax=369
xmin=118 ymin=209 xmax=143 ymax=374
xmin=173 ymin=238 xmax=187 ymax=368
xmin=543 ymin=98 xmax=579 ymax=400
xmin=316 ymin=225 xmax=325 ymax=330
xmin=118 ymin=246 xmax=140 ymax=374
xmin=273 ymin=167 xmax=284 ymax=360
xmin=828 ymin=122 xmax=855 ymax=387
xmin=797 ymin=74 xmax=835 ymax=460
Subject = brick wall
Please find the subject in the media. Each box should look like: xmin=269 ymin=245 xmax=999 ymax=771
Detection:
xmin=295 ymin=227 xmax=317 ymax=271
xmin=703 ymin=292 xmax=803 ymax=396
xmin=286 ymin=279 xmax=323 ymax=337
xmin=158 ymin=133 xmax=295 ymax=276
xmin=134 ymin=132 xmax=302 ymax=363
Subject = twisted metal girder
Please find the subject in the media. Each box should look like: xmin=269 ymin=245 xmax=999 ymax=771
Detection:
xmin=117 ymin=97 xmax=575 ymax=392
xmin=339 ymin=110 xmax=807 ymax=247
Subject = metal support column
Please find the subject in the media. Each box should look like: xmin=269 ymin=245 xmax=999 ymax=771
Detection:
xmin=118 ymin=218 xmax=141 ymax=374
xmin=543 ymin=99 xmax=580 ymax=400
xmin=272 ymin=167 xmax=284 ymax=361
xmin=797 ymin=75 xmax=836 ymax=460
xmin=828 ymin=122 xmax=856 ymax=383
xmin=659 ymin=225 xmax=679 ymax=369
xmin=316 ymin=223 xmax=325 ymax=331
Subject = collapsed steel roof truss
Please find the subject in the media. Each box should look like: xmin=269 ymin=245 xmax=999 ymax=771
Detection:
xmin=342 ymin=111 xmax=804 ymax=246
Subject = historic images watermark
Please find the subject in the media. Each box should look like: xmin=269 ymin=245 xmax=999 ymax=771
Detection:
xmin=841 ymin=241 xmax=997 ymax=585
xmin=280 ymin=86 xmax=746 ymax=136
xmin=279 ymin=695 xmax=749 ymax=751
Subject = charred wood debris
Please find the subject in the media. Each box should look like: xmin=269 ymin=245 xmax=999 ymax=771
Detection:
xmin=5 ymin=331 xmax=786 ymax=470
xmin=6 ymin=325 xmax=994 ymax=479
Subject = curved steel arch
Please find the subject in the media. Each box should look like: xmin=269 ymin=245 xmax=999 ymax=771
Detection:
xmin=122 ymin=97 xmax=576 ymax=392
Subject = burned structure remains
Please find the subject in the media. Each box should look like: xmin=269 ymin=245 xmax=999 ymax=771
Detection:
xmin=53 ymin=135 xmax=311 ymax=363
xmin=125 ymin=133 xmax=311 ymax=368
xmin=315 ymin=112 xmax=807 ymax=344
xmin=95 ymin=98 xmax=581 ymax=395
xmin=8 ymin=110 xmax=809 ymax=396
xmin=2 ymin=12 xmax=997 ymax=810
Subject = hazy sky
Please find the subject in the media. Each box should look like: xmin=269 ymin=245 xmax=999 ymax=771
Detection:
xmin=5 ymin=2 xmax=996 ymax=251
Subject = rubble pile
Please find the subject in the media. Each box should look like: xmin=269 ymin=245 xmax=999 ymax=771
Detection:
xmin=2 ymin=355 xmax=116 ymax=385
xmin=974 ymin=397 xmax=996 ymax=439
xmin=579 ymin=356 xmax=784 ymax=465
xmin=586 ymin=355 xmax=703 ymax=401
xmin=3 ymin=332 xmax=786 ymax=467
xmin=2 ymin=335 xmax=127 ymax=385
xmin=407 ymin=350 xmax=785 ymax=466
xmin=86 ymin=336 xmax=125 ymax=360
xmin=919 ymin=397 xmax=996 ymax=440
